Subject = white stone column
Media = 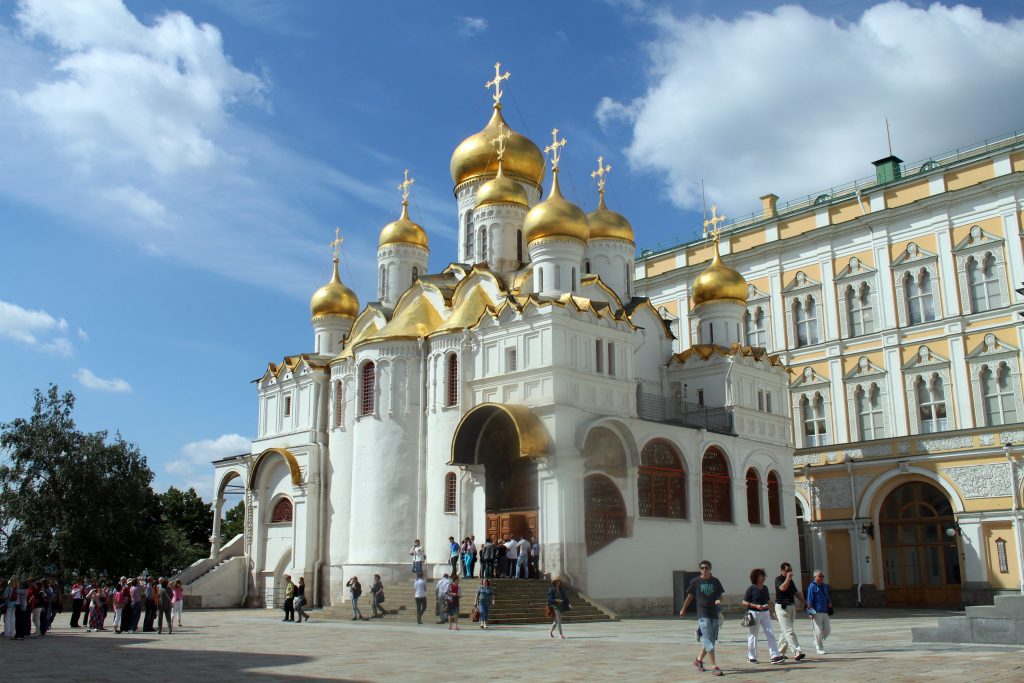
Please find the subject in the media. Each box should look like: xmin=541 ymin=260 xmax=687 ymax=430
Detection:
xmin=948 ymin=335 xmax=973 ymax=429
xmin=210 ymin=497 xmax=225 ymax=559
xmin=820 ymin=258 xmax=839 ymax=341
xmin=936 ymin=229 xmax=960 ymax=317
xmin=829 ymin=358 xmax=848 ymax=444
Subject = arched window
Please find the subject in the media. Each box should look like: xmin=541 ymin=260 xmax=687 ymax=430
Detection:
xmin=516 ymin=230 xmax=523 ymax=263
xmin=584 ymin=259 xmax=591 ymax=274
xmin=359 ymin=362 xmax=376 ymax=416
xmin=333 ymin=379 xmax=344 ymax=428
xmin=638 ymin=439 xmax=686 ymax=519
xmin=801 ymin=393 xmax=828 ymax=446
xmin=982 ymin=362 xmax=1017 ymax=426
xmin=968 ymin=253 xmax=1001 ymax=313
xmin=746 ymin=468 xmax=761 ymax=525
xmin=794 ymin=296 xmax=819 ymax=347
xmin=571 ymin=267 xmax=577 ymax=291
xmin=411 ymin=266 xmax=419 ymax=284
xmin=584 ymin=474 xmax=627 ymax=555
xmin=702 ymin=447 xmax=732 ymax=522
xmin=378 ymin=265 xmax=387 ymax=300
xmin=271 ymin=497 xmax=293 ymax=523
xmin=537 ymin=266 xmax=544 ymax=292
xmin=847 ymin=282 xmax=873 ymax=336
xmin=906 ymin=269 xmax=935 ymax=325
xmin=555 ymin=264 xmax=561 ymax=290
xmin=479 ymin=227 xmax=488 ymax=261
xmin=767 ymin=471 xmax=782 ymax=526
xmin=444 ymin=472 xmax=457 ymax=513
xmin=746 ymin=306 xmax=767 ymax=347
xmin=465 ymin=218 xmax=475 ymax=261
xmin=915 ymin=373 xmax=947 ymax=433
xmin=445 ymin=353 xmax=459 ymax=407
xmin=856 ymin=383 xmax=884 ymax=440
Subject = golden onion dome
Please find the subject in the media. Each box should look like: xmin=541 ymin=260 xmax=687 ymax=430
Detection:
xmin=450 ymin=105 xmax=545 ymax=188
xmin=691 ymin=244 xmax=748 ymax=307
xmin=474 ymin=159 xmax=529 ymax=209
xmin=522 ymin=169 xmax=590 ymax=244
xmin=586 ymin=194 xmax=635 ymax=243
xmin=310 ymin=258 xmax=359 ymax=319
xmin=378 ymin=201 xmax=429 ymax=249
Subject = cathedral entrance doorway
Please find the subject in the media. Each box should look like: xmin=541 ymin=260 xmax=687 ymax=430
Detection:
xmin=451 ymin=403 xmax=549 ymax=546
xmin=880 ymin=481 xmax=962 ymax=607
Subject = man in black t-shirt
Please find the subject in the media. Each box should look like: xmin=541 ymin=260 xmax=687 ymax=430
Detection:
xmin=679 ymin=560 xmax=725 ymax=677
xmin=774 ymin=562 xmax=806 ymax=661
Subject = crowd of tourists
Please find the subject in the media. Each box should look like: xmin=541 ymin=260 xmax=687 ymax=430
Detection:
xmin=1 ymin=576 xmax=185 ymax=639
xmin=435 ymin=535 xmax=540 ymax=580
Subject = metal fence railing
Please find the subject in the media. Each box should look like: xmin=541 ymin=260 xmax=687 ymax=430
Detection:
xmin=636 ymin=392 xmax=734 ymax=435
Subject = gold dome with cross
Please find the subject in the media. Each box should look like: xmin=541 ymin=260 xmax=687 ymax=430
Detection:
xmin=691 ymin=206 xmax=747 ymax=306
xmin=310 ymin=229 xmax=360 ymax=319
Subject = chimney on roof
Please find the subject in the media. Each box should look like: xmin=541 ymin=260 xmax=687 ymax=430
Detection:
xmin=872 ymin=155 xmax=903 ymax=185
xmin=759 ymin=193 xmax=778 ymax=218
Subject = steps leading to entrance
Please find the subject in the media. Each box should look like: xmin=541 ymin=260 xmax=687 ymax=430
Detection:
xmin=912 ymin=594 xmax=1024 ymax=644
xmin=316 ymin=578 xmax=615 ymax=625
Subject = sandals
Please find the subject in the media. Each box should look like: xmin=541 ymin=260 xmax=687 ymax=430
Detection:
xmin=694 ymin=659 xmax=705 ymax=672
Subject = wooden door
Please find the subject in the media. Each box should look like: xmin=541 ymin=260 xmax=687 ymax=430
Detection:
xmin=486 ymin=510 xmax=538 ymax=541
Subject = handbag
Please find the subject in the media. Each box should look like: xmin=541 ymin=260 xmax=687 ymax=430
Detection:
xmin=471 ymin=606 xmax=480 ymax=622
xmin=740 ymin=611 xmax=753 ymax=627
xmin=544 ymin=605 xmax=554 ymax=618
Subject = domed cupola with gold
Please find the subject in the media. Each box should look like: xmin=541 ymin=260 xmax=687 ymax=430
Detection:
xmin=470 ymin=121 xmax=530 ymax=272
xmin=377 ymin=170 xmax=430 ymax=306
xmin=452 ymin=63 xmax=544 ymax=264
xmin=524 ymin=129 xmax=589 ymax=296
xmin=584 ymin=156 xmax=636 ymax=302
xmin=311 ymin=229 xmax=359 ymax=355
xmin=691 ymin=206 xmax=748 ymax=346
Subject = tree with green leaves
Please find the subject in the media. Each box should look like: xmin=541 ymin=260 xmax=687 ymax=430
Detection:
xmin=220 ymin=501 xmax=245 ymax=542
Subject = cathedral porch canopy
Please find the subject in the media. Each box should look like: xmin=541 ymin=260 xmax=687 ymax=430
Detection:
xmin=450 ymin=403 xmax=549 ymax=465
xmin=247 ymin=447 xmax=302 ymax=490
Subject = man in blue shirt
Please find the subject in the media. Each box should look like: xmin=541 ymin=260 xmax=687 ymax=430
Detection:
xmin=805 ymin=569 xmax=832 ymax=654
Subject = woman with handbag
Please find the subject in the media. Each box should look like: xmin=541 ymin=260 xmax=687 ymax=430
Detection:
xmin=370 ymin=575 xmax=386 ymax=618
xmin=547 ymin=577 xmax=570 ymax=639
xmin=805 ymin=570 xmax=832 ymax=654
xmin=742 ymin=568 xmax=783 ymax=664
xmin=474 ymin=578 xmax=494 ymax=630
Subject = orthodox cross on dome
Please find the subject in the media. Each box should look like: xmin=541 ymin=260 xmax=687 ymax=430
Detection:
xmin=397 ymin=168 xmax=415 ymax=204
xmin=491 ymin=121 xmax=511 ymax=161
xmin=544 ymin=128 xmax=567 ymax=171
xmin=591 ymin=155 xmax=612 ymax=197
xmin=485 ymin=62 xmax=511 ymax=106
xmin=703 ymin=204 xmax=726 ymax=243
xmin=329 ymin=227 xmax=344 ymax=263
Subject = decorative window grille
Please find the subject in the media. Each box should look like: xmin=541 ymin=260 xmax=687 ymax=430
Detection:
xmin=915 ymin=373 xmax=948 ymax=433
xmin=702 ymin=447 xmax=732 ymax=522
xmin=584 ymin=474 xmax=627 ymax=555
xmin=284 ymin=395 xmax=292 ymax=417
xmin=333 ymin=380 xmax=343 ymax=427
xmin=359 ymin=362 xmax=376 ymax=416
xmin=271 ymin=498 xmax=293 ymax=523
xmin=905 ymin=269 xmax=936 ymax=325
xmin=996 ymin=537 xmax=1009 ymax=574
xmin=638 ymin=439 xmax=686 ymax=519
xmin=767 ymin=471 xmax=782 ymax=526
xmin=506 ymin=348 xmax=518 ymax=372
xmin=444 ymin=472 xmax=457 ymax=513
xmin=445 ymin=354 xmax=459 ymax=407
xmin=982 ymin=362 xmax=1017 ymax=426
xmin=746 ymin=468 xmax=761 ymax=525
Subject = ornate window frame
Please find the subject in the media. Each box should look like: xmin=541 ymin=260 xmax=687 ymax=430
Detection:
xmin=902 ymin=346 xmax=952 ymax=434
xmin=638 ymin=439 xmax=687 ymax=520
xmin=966 ymin=333 xmax=1023 ymax=427
xmin=893 ymin=242 xmax=941 ymax=326
xmin=444 ymin=471 xmax=457 ymax=514
xmin=835 ymin=256 xmax=878 ymax=339
xmin=701 ymin=446 xmax=733 ymax=523
xmin=791 ymin=367 xmax=832 ymax=448
xmin=844 ymin=356 xmax=890 ymax=441
xmin=955 ymin=226 xmax=1007 ymax=315
xmin=782 ymin=271 xmax=822 ymax=348
xmin=444 ymin=352 xmax=459 ymax=408
xmin=359 ymin=360 xmax=377 ymax=417
xmin=744 ymin=283 xmax=772 ymax=349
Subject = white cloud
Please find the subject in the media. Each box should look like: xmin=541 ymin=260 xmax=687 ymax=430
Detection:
xmin=76 ymin=327 xmax=88 ymax=341
xmin=74 ymin=368 xmax=132 ymax=393
xmin=0 ymin=299 xmax=73 ymax=356
xmin=163 ymin=433 xmax=250 ymax=499
xmin=458 ymin=16 xmax=488 ymax=36
xmin=601 ymin=2 xmax=1024 ymax=217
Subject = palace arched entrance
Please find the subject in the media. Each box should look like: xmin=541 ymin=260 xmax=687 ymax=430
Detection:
xmin=451 ymin=404 xmax=548 ymax=543
xmin=880 ymin=481 xmax=962 ymax=606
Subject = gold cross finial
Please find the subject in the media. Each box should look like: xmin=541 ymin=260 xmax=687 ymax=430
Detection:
xmin=485 ymin=62 xmax=511 ymax=106
xmin=544 ymin=128 xmax=567 ymax=170
xmin=703 ymin=204 xmax=726 ymax=242
xmin=397 ymin=168 xmax=415 ymax=203
xmin=591 ymin=155 xmax=612 ymax=197
xmin=329 ymin=227 xmax=344 ymax=263
xmin=491 ymin=121 xmax=511 ymax=161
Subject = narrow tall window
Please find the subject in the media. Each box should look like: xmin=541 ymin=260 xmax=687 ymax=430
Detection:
xmin=516 ymin=229 xmax=523 ymax=263
xmin=968 ymin=253 xmax=1001 ymax=313
xmin=555 ymin=264 xmax=561 ymax=290
xmin=801 ymin=393 xmax=828 ymax=446
xmin=444 ymin=472 xmax=457 ymax=513
xmin=479 ymin=227 xmax=488 ymax=262
xmin=607 ymin=341 xmax=615 ymax=376
xmin=906 ymin=269 xmax=935 ymax=324
xmin=757 ymin=390 xmax=765 ymax=412
xmin=378 ymin=265 xmax=387 ymax=300
xmin=746 ymin=468 xmax=761 ymax=525
xmin=334 ymin=380 xmax=344 ymax=428
xmin=767 ymin=471 xmax=782 ymax=526
xmin=466 ymin=219 xmax=474 ymax=261
xmin=856 ymin=383 xmax=885 ymax=440
xmin=847 ymin=282 xmax=874 ymax=336
xmin=702 ymin=448 xmax=732 ymax=523
xmin=506 ymin=347 xmax=518 ymax=372
xmin=571 ymin=267 xmax=577 ymax=291
xmin=765 ymin=392 xmax=772 ymax=413
xmin=537 ymin=267 xmax=544 ymax=292
xmin=595 ymin=339 xmax=604 ymax=373
xmin=445 ymin=353 xmax=459 ymax=407
xmin=411 ymin=266 xmax=419 ymax=284
xmin=982 ymin=362 xmax=1017 ymax=426
xmin=359 ymin=362 xmax=376 ymax=416
xmin=916 ymin=373 xmax=947 ymax=433
xmin=584 ymin=259 xmax=591 ymax=274
xmin=625 ymin=264 xmax=632 ymax=299
xmin=284 ymin=395 xmax=292 ymax=417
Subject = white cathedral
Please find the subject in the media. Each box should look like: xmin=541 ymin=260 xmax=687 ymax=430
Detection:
xmin=200 ymin=68 xmax=798 ymax=614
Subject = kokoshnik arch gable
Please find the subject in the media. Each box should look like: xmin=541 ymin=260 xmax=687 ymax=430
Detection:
xmin=194 ymin=64 xmax=797 ymax=614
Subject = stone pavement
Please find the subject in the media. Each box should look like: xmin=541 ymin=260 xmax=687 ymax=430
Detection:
xmin=4 ymin=607 xmax=1023 ymax=682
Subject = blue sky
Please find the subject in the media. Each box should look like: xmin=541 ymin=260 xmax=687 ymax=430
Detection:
xmin=1 ymin=0 xmax=1023 ymax=498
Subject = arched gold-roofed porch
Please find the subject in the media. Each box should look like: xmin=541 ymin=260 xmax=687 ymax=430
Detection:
xmin=247 ymin=447 xmax=302 ymax=490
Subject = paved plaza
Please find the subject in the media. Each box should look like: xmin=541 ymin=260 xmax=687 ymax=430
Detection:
xmin=4 ymin=607 xmax=1023 ymax=682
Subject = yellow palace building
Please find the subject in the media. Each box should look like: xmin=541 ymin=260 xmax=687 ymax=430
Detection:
xmin=635 ymin=131 xmax=1024 ymax=607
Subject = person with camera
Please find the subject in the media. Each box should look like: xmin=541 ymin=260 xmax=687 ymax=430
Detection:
xmin=774 ymin=562 xmax=806 ymax=661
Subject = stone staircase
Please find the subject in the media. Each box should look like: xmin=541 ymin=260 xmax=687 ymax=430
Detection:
xmin=316 ymin=578 xmax=615 ymax=625
xmin=912 ymin=594 xmax=1024 ymax=645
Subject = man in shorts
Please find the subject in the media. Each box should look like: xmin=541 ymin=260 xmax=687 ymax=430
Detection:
xmin=679 ymin=560 xmax=725 ymax=677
